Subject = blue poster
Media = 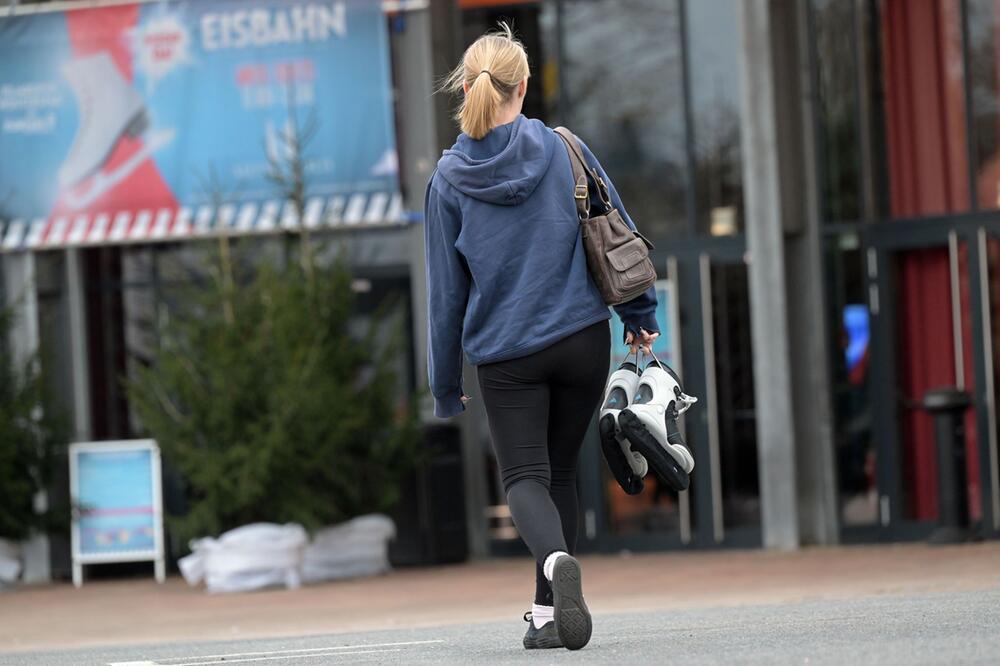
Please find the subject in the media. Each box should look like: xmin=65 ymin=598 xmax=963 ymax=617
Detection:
xmin=610 ymin=280 xmax=676 ymax=370
xmin=0 ymin=1 xmax=399 ymax=249
xmin=77 ymin=449 xmax=156 ymax=555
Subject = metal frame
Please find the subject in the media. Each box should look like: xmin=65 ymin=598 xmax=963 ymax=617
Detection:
xmin=959 ymin=0 xmax=980 ymax=211
xmin=949 ymin=230 xmax=966 ymax=390
xmin=699 ymin=252 xmax=724 ymax=543
xmin=684 ymin=239 xmax=757 ymax=547
xmin=4 ymin=0 xmax=428 ymax=17
xmin=576 ymin=238 xmax=762 ymax=553
xmin=867 ymin=219 xmax=956 ymax=532
xmin=678 ymin=0 xmax=700 ymax=238
xmin=668 ymin=256 xmax=692 ymax=545
xmin=865 ymin=216 xmax=1000 ymax=540
xmin=975 ymin=229 xmax=1000 ymax=531
xmin=568 ymin=0 xmax=760 ymax=553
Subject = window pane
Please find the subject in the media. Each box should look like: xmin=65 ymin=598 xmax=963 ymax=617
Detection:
xmin=825 ymin=236 xmax=877 ymax=525
xmin=558 ymin=0 xmax=687 ymax=244
xmin=812 ymin=0 xmax=863 ymax=223
xmin=969 ymin=0 xmax=1000 ymax=209
xmin=712 ymin=262 xmax=760 ymax=529
xmin=686 ymin=0 xmax=744 ymax=236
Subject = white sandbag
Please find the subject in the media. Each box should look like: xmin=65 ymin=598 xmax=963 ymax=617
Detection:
xmin=179 ymin=523 xmax=307 ymax=593
xmin=0 ymin=539 xmax=21 ymax=585
xmin=302 ymin=514 xmax=395 ymax=583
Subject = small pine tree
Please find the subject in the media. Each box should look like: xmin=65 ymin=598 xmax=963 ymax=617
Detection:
xmin=0 ymin=304 xmax=66 ymax=540
xmin=126 ymin=244 xmax=422 ymax=546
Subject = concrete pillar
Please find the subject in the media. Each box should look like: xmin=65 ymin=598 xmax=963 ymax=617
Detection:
xmin=66 ymin=248 xmax=92 ymax=442
xmin=394 ymin=3 xmax=489 ymax=558
xmin=780 ymin=1 xmax=839 ymax=546
xmin=394 ymin=9 xmax=435 ymax=415
xmin=738 ymin=0 xmax=838 ymax=548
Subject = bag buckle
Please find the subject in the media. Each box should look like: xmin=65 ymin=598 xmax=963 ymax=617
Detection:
xmin=574 ymin=185 xmax=589 ymax=199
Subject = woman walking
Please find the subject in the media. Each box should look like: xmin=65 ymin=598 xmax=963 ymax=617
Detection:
xmin=424 ymin=24 xmax=659 ymax=651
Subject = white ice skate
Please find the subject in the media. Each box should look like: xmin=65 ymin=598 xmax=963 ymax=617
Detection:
xmin=59 ymin=52 xmax=174 ymax=209
xmin=598 ymin=352 xmax=648 ymax=495
xmin=618 ymin=355 xmax=697 ymax=492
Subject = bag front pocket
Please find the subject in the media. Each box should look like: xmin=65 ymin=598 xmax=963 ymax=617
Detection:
xmin=606 ymin=237 xmax=649 ymax=272
xmin=605 ymin=237 xmax=656 ymax=298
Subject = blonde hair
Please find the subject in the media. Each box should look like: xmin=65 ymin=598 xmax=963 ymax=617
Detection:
xmin=442 ymin=22 xmax=530 ymax=140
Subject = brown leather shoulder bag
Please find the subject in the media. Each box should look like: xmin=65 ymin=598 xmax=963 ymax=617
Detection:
xmin=554 ymin=127 xmax=657 ymax=305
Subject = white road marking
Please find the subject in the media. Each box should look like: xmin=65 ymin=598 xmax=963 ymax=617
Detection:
xmin=166 ymin=648 xmax=401 ymax=665
xmin=107 ymin=639 xmax=445 ymax=666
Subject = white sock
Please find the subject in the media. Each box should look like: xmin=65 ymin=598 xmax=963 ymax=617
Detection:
xmin=542 ymin=550 xmax=569 ymax=581
xmin=531 ymin=603 xmax=554 ymax=629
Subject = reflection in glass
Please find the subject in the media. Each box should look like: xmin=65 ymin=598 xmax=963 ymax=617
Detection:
xmin=557 ymin=0 xmax=687 ymax=245
xmin=603 ymin=464 xmax=687 ymax=536
xmin=711 ymin=262 xmax=759 ymax=528
xmin=811 ymin=0 xmax=862 ymax=223
xmin=968 ymin=0 xmax=1000 ymax=209
xmin=686 ymin=0 xmax=744 ymax=235
xmin=825 ymin=236 xmax=877 ymax=525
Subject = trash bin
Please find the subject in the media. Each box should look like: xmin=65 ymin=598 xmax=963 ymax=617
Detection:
xmin=389 ymin=425 xmax=468 ymax=565
xmin=922 ymin=387 xmax=971 ymax=544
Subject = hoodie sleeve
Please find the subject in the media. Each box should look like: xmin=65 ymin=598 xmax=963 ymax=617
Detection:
xmin=578 ymin=139 xmax=660 ymax=344
xmin=424 ymin=175 xmax=470 ymax=418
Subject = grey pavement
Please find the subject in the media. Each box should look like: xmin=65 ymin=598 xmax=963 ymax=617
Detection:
xmin=5 ymin=588 xmax=999 ymax=665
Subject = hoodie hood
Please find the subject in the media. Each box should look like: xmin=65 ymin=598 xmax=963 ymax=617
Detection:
xmin=436 ymin=115 xmax=557 ymax=206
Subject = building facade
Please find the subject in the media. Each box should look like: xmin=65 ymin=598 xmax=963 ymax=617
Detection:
xmin=3 ymin=0 xmax=999 ymax=580
xmin=437 ymin=0 xmax=1000 ymax=554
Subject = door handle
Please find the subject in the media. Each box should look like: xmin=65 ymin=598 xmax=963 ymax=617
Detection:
xmin=668 ymin=256 xmax=692 ymax=546
xmin=699 ymin=253 xmax=724 ymax=543
xmin=977 ymin=229 xmax=1000 ymax=530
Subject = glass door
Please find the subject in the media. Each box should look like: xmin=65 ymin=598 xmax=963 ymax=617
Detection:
xmin=865 ymin=220 xmax=1000 ymax=540
xmin=971 ymin=226 xmax=1000 ymax=537
xmin=579 ymin=241 xmax=761 ymax=550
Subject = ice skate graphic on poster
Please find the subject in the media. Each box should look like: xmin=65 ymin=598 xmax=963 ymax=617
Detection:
xmin=59 ymin=52 xmax=175 ymax=210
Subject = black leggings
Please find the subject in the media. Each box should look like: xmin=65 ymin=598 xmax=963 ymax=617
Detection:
xmin=476 ymin=320 xmax=610 ymax=605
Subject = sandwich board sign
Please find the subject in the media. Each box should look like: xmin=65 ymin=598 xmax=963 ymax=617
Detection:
xmin=69 ymin=439 xmax=165 ymax=587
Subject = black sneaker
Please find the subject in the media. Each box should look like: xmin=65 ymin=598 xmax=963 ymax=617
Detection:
xmin=522 ymin=612 xmax=562 ymax=649
xmin=551 ymin=555 xmax=592 ymax=650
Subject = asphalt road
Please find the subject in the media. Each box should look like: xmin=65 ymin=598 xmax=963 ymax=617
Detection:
xmin=4 ymin=588 xmax=999 ymax=665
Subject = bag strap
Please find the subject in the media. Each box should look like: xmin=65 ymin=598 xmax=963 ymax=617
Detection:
xmin=554 ymin=127 xmax=613 ymax=215
xmin=554 ymin=127 xmax=590 ymax=219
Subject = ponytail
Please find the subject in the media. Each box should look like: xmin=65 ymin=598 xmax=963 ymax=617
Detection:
xmin=440 ymin=22 xmax=530 ymax=140
xmin=461 ymin=70 xmax=504 ymax=140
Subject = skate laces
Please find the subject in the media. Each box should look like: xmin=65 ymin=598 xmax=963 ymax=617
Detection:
xmin=616 ymin=348 xmax=643 ymax=375
xmin=644 ymin=348 xmax=698 ymax=415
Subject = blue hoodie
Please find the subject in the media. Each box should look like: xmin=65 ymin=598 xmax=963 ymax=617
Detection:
xmin=424 ymin=115 xmax=659 ymax=418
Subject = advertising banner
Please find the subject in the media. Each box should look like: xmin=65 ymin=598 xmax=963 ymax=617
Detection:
xmin=0 ymin=0 xmax=401 ymax=252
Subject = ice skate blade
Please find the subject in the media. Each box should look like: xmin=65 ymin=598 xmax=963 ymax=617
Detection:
xmin=619 ymin=409 xmax=690 ymax=492
xmin=599 ymin=413 xmax=644 ymax=495
xmin=63 ymin=127 xmax=175 ymax=210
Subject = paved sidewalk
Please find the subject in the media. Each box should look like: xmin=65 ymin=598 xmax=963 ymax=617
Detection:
xmin=2 ymin=542 xmax=999 ymax=654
